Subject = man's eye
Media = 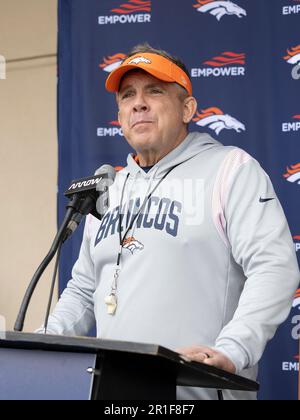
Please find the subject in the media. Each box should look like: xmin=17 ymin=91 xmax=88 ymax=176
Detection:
xmin=150 ymin=88 xmax=163 ymax=94
xmin=121 ymin=91 xmax=134 ymax=99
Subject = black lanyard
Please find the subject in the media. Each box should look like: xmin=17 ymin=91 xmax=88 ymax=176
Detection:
xmin=116 ymin=164 xmax=181 ymax=266
xmin=105 ymin=162 xmax=183 ymax=313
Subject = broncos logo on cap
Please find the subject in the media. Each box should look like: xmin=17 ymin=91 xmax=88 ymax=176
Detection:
xmin=193 ymin=0 xmax=247 ymax=21
xmin=284 ymin=163 xmax=300 ymax=184
xmin=122 ymin=236 xmax=144 ymax=254
xmin=193 ymin=107 xmax=246 ymax=135
xmin=128 ymin=56 xmax=151 ymax=65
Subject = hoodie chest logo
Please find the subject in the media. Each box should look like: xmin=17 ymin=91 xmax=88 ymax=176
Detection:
xmin=94 ymin=196 xmax=182 ymax=247
xmin=122 ymin=236 xmax=144 ymax=254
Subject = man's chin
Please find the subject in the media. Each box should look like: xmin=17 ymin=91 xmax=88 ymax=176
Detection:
xmin=132 ymin=125 xmax=155 ymax=138
xmin=127 ymin=134 xmax=159 ymax=150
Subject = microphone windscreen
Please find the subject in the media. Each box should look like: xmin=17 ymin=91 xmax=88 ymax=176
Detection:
xmin=95 ymin=164 xmax=116 ymax=181
xmin=94 ymin=165 xmax=117 ymax=217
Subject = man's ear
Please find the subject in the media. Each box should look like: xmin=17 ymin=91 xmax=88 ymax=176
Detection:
xmin=116 ymin=94 xmax=123 ymax=125
xmin=183 ymin=97 xmax=198 ymax=124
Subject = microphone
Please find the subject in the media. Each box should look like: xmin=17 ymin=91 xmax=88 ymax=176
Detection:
xmin=95 ymin=164 xmax=117 ymax=214
xmin=63 ymin=164 xmax=116 ymax=241
xmin=14 ymin=164 xmax=116 ymax=332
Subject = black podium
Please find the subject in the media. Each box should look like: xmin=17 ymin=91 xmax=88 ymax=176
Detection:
xmin=0 ymin=332 xmax=259 ymax=400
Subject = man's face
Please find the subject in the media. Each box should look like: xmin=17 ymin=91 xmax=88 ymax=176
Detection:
xmin=117 ymin=71 xmax=190 ymax=159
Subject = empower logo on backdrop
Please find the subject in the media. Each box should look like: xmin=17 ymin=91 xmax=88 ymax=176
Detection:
xmin=283 ymin=44 xmax=300 ymax=80
xmin=98 ymin=0 xmax=151 ymax=25
xmin=99 ymin=54 xmax=126 ymax=73
xmin=282 ymin=355 xmax=299 ymax=372
xmin=97 ymin=121 xmax=123 ymax=138
xmin=283 ymin=163 xmax=300 ymax=184
xmin=282 ymin=0 xmax=300 ymax=15
xmin=291 ymin=289 xmax=300 ymax=348
xmin=193 ymin=107 xmax=246 ymax=135
xmin=191 ymin=52 xmax=246 ymax=78
xmin=282 ymin=115 xmax=300 ymax=132
xmin=193 ymin=0 xmax=247 ymax=21
xmin=282 ymin=289 xmax=300 ymax=371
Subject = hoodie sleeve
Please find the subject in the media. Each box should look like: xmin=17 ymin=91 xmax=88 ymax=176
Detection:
xmin=214 ymin=153 xmax=300 ymax=373
xmin=35 ymin=217 xmax=96 ymax=336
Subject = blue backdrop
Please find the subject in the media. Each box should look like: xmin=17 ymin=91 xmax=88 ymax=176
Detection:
xmin=57 ymin=0 xmax=300 ymax=399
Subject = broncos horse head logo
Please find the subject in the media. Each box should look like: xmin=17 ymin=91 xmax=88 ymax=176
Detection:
xmin=193 ymin=0 xmax=247 ymax=21
xmin=99 ymin=53 xmax=126 ymax=73
xmin=283 ymin=45 xmax=300 ymax=66
xmin=128 ymin=56 xmax=151 ymax=65
xmin=284 ymin=163 xmax=300 ymax=185
xmin=292 ymin=289 xmax=300 ymax=310
xmin=122 ymin=237 xmax=144 ymax=255
xmin=193 ymin=107 xmax=246 ymax=135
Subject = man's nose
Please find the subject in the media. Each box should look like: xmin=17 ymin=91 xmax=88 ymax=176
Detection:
xmin=133 ymin=93 xmax=149 ymax=112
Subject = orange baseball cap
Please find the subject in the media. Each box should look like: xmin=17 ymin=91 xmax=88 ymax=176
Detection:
xmin=105 ymin=52 xmax=193 ymax=96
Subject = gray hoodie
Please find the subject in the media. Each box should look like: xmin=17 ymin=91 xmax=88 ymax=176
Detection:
xmin=39 ymin=132 xmax=299 ymax=400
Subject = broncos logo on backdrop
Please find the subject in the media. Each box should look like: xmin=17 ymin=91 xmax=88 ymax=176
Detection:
xmin=284 ymin=163 xmax=300 ymax=184
xmin=193 ymin=0 xmax=247 ymax=21
xmin=284 ymin=45 xmax=300 ymax=66
xmin=292 ymin=289 xmax=300 ymax=309
xmin=122 ymin=237 xmax=144 ymax=255
xmin=193 ymin=107 xmax=246 ymax=135
xmin=283 ymin=45 xmax=300 ymax=80
xmin=99 ymin=53 xmax=126 ymax=73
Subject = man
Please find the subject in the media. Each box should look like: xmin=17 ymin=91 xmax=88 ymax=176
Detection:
xmin=40 ymin=45 xmax=299 ymax=400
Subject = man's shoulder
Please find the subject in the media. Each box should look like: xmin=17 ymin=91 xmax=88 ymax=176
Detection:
xmin=193 ymin=134 xmax=253 ymax=164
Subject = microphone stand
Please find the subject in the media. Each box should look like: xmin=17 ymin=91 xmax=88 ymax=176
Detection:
xmin=14 ymin=167 xmax=115 ymax=333
xmin=14 ymin=194 xmax=82 ymax=332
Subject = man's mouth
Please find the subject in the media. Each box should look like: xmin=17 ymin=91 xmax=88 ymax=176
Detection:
xmin=131 ymin=120 xmax=154 ymax=129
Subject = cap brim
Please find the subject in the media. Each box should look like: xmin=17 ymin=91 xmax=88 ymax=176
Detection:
xmin=105 ymin=64 xmax=175 ymax=93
